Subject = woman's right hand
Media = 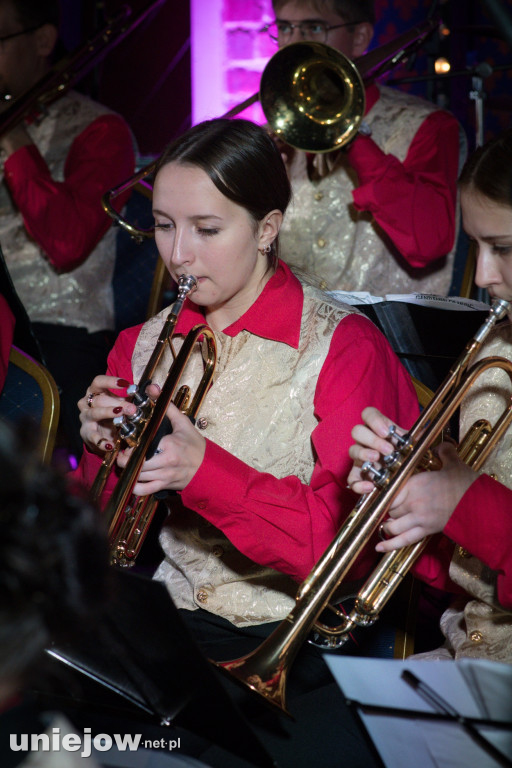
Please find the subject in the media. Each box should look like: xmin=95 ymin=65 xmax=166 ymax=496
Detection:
xmin=347 ymin=406 xmax=406 ymax=494
xmin=78 ymin=376 xmax=136 ymax=456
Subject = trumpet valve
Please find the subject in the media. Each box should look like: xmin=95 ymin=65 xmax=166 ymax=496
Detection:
xmin=387 ymin=425 xmax=411 ymax=451
xmin=361 ymin=461 xmax=389 ymax=487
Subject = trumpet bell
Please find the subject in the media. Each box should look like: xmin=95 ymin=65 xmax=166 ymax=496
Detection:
xmin=261 ymin=41 xmax=365 ymax=153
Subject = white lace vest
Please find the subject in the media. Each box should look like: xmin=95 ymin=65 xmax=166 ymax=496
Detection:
xmin=279 ymin=85 xmax=462 ymax=296
xmin=131 ymin=284 xmax=355 ymax=626
xmin=0 ymin=91 xmax=119 ymax=332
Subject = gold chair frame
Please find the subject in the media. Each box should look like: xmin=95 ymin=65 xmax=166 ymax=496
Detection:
xmin=5 ymin=346 xmax=60 ymax=463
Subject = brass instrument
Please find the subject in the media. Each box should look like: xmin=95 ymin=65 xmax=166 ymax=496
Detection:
xmin=91 ymin=274 xmax=217 ymax=567
xmin=102 ymin=17 xmax=439 ymax=239
xmin=0 ymin=0 xmax=167 ymax=139
xmin=213 ymin=298 xmax=512 ymax=715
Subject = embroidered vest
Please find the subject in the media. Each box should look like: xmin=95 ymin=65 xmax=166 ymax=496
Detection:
xmin=0 ymin=91 xmax=119 ymax=332
xmin=437 ymin=322 xmax=512 ymax=661
xmin=131 ymin=284 xmax=355 ymax=626
xmin=279 ymin=85 xmax=462 ymax=296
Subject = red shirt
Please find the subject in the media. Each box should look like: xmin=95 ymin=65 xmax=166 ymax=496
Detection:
xmin=347 ymin=83 xmax=461 ymax=267
xmin=75 ymin=262 xmax=420 ymax=582
xmin=414 ymin=474 xmax=512 ymax=608
xmin=3 ymin=114 xmax=134 ymax=273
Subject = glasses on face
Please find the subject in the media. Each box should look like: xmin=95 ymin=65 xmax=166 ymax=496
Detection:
xmin=262 ymin=19 xmax=364 ymax=44
xmin=0 ymin=24 xmax=42 ymax=46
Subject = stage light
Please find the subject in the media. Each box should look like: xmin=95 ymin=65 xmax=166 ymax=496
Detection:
xmin=435 ymin=57 xmax=451 ymax=74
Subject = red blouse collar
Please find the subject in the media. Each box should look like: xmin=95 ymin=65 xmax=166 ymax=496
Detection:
xmin=174 ymin=260 xmax=303 ymax=349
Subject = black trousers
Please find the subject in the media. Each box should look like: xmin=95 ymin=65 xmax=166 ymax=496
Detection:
xmin=32 ymin=322 xmax=115 ymax=461
xmin=179 ymin=608 xmax=383 ymax=768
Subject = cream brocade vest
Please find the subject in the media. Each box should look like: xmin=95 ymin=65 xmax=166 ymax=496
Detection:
xmin=280 ymin=85 xmax=460 ymax=296
xmin=0 ymin=91 xmax=118 ymax=332
xmin=420 ymin=323 xmax=512 ymax=662
xmin=131 ymin=284 xmax=354 ymax=626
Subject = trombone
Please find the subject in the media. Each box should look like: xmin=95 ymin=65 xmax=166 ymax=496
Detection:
xmin=102 ymin=17 xmax=440 ymax=240
xmin=213 ymin=299 xmax=512 ymax=715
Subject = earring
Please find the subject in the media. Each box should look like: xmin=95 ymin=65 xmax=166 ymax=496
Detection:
xmin=263 ymin=244 xmax=271 ymax=254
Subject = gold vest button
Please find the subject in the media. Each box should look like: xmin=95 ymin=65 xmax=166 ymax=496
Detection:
xmin=197 ymin=417 xmax=208 ymax=430
xmin=457 ymin=546 xmax=470 ymax=558
xmin=470 ymin=630 xmax=483 ymax=644
xmin=314 ymin=192 xmax=324 ymax=201
xmin=317 ymin=238 xmax=327 ymax=248
xmin=196 ymin=589 xmax=208 ymax=604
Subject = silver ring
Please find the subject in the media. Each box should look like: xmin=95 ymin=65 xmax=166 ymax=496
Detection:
xmin=87 ymin=392 xmax=99 ymax=408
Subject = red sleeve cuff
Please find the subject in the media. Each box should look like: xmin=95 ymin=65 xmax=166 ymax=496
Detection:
xmin=181 ymin=438 xmax=249 ymax=517
xmin=444 ymin=473 xmax=509 ymax=556
xmin=444 ymin=473 xmax=512 ymax=608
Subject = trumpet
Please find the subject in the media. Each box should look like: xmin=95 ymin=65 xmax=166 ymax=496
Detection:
xmin=91 ymin=274 xmax=217 ymax=567
xmin=213 ymin=298 xmax=512 ymax=716
xmin=102 ymin=17 xmax=439 ymax=240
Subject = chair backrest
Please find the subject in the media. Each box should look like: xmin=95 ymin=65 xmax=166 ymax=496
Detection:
xmin=411 ymin=376 xmax=434 ymax=410
xmin=112 ymin=186 xmax=161 ymax=334
xmin=0 ymin=346 xmax=60 ymax=463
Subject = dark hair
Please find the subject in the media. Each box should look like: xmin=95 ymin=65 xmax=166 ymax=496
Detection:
xmin=459 ymin=129 xmax=512 ymax=208
xmin=10 ymin=0 xmax=60 ymax=29
xmin=272 ymin=0 xmax=375 ymax=25
xmin=156 ymin=118 xmax=291 ymax=271
xmin=0 ymin=422 xmax=108 ymax=688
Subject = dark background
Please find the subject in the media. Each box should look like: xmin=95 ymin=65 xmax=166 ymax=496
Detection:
xmin=57 ymin=0 xmax=511 ymax=159
xmin=59 ymin=0 xmax=191 ymax=158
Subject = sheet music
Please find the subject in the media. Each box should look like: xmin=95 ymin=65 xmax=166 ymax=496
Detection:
xmin=325 ymin=657 xmax=512 ymax=768
xmin=327 ymin=291 xmax=490 ymax=311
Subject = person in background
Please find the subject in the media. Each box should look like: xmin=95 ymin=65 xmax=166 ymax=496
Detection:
xmin=75 ymin=117 xmax=419 ymax=767
xmin=267 ymin=0 xmax=464 ymax=296
xmin=0 ymin=0 xmax=135 ymax=461
xmin=347 ymin=129 xmax=512 ymax=662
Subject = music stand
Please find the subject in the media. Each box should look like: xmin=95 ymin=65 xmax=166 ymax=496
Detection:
xmin=43 ymin=569 xmax=276 ymax=768
xmin=325 ymin=656 xmax=512 ymax=768
xmin=354 ymin=301 xmax=489 ymax=393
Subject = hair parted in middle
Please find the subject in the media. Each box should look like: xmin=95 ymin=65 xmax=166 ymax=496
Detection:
xmin=156 ymin=118 xmax=292 ymax=270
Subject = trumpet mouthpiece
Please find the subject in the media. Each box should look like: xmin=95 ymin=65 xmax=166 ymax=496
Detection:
xmin=177 ymin=274 xmax=198 ymax=294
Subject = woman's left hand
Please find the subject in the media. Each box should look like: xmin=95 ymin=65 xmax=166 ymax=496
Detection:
xmin=375 ymin=442 xmax=477 ymax=552
xmin=116 ymin=402 xmax=206 ymax=496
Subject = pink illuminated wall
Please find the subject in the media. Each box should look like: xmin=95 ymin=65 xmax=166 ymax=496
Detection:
xmin=191 ymin=0 xmax=275 ymax=124
xmin=190 ymin=0 xmax=512 ymax=148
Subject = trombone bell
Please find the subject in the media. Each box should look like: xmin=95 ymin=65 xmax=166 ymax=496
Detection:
xmin=261 ymin=42 xmax=365 ymax=153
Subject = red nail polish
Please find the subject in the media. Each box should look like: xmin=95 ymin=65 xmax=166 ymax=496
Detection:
xmin=105 ymin=444 xmax=113 ymax=451
xmin=113 ymin=406 xmax=122 ymax=414
xmin=117 ymin=379 xmax=130 ymax=387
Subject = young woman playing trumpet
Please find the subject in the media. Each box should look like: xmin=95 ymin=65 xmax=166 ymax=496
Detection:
xmin=348 ymin=128 xmax=512 ymax=663
xmin=75 ymin=117 xmax=420 ymax=767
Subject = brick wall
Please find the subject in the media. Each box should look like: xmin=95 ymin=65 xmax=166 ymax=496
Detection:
xmin=221 ymin=0 xmax=275 ymax=123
